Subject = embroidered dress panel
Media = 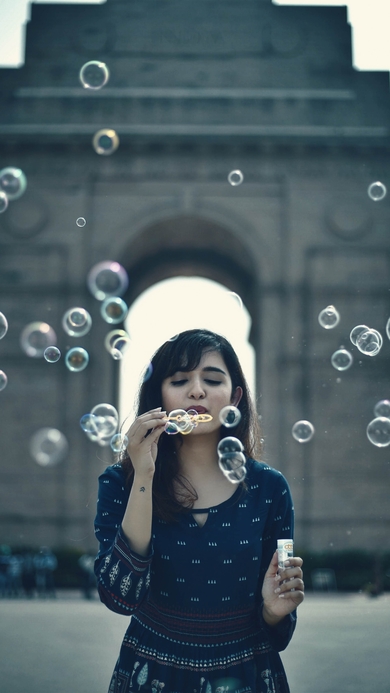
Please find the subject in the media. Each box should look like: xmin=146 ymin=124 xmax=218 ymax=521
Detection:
xmin=95 ymin=459 xmax=296 ymax=693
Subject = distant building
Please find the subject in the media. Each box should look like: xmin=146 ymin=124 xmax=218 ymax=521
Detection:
xmin=0 ymin=0 xmax=389 ymax=552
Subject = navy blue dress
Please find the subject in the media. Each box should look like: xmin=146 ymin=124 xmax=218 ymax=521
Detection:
xmin=94 ymin=458 xmax=296 ymax=693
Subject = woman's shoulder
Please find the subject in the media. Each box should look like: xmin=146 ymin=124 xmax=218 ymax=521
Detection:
xmin=246 ymin=458 xmax=290 ymax=488
xmin=98 ymin=462 xmax=127 ymax=486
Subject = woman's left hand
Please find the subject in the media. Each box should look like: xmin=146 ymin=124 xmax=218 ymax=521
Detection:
xmin=261 ymin=550 xmax=304 ymax=624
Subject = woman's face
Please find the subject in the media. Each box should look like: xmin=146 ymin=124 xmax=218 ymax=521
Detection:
xmin=161 ymin=350 xmax=242 ymax=434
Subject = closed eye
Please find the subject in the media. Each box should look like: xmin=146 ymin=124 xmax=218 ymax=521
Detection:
xmin=204 ymin=379 xmax=222 ymax=385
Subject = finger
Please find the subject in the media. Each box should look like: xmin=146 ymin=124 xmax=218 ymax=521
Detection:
xmin=284 ymin=557 xmax=303 ymax=569
xmin=276 ymin=578 xmax=304 ymax=596
xmin=277 ymin=566 xmax=303 ymax=583
xmin=129 ymin=413 xmax=167 ymax=439
xmin=265 ymin=551 xmax=279 ymax=579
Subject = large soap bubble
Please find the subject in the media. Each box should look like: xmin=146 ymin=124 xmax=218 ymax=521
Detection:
xmin=79 ymin=61 xmax=110 ymax=90
xmin=90 ymin=403 xmax=119 ymax=438
xmin=62 ymin=307 xmax=92 ymax=337
xmin=291 ymin=420 xmax=315 ymax=443
xmin=356 ymin=329 xmax=382 ymax=356
xmin=110 ymin=433 xmax=128 ymax=453
xmin=350 ymin=324 xmax=369 ymax=346
xmin=219 ymin=405 xmax=241 ymax=428
xmin=373 ymin=400 xmax=390 ymax=418
xmin=29 ymin=428 xmax=69 ymax=467
xmin=20 ymin=322 xmax=57 ymax=358
xmin=87 ymin=261 xmax=129 ymax=301
xmin=0 ymin=167 xmax=27 ymax=200
xmin=217 ymin=436 xmax=244 ymax=456
xmin=318 ymin=305 xmax=340 ymax=329
xmin=366 ymin=417 xmax=390 ymax=447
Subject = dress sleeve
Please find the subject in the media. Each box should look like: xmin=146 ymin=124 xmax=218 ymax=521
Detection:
xmin=256 ymin=471 xmax=297 ymax=652
xmin=94 ymin=465 xmax=153 ymax=616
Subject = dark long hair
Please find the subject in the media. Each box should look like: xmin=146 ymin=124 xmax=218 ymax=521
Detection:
xmin=120 ymin=329 xmax=262 ymax=522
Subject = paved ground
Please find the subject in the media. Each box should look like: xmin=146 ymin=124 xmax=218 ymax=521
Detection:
xmin=0 ymin=592 xmax=388 ymax=693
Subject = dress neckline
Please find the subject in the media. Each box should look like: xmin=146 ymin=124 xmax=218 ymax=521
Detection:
xmin=188 ymin=484 xmax=242 ymax=513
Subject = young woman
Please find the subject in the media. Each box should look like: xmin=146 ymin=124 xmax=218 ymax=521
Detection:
xmin=94 ymin=329 xmax=304 ymax=693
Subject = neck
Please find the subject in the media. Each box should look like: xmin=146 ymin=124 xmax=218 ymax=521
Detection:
xmin=175 ymin=432 xmax=221 ymax=480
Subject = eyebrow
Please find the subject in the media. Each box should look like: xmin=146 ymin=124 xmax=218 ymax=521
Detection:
xmin=175 ymin=366 xmax=227 ymax=376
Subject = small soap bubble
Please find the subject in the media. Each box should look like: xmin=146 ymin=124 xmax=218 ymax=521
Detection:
xmin=44 ymin=346 xmax=61 ymax=363
xmin=76 ymin=217 xmax=86 ymax=228
xmin=100 ymin=297 xmax=128 ymax=324
xmin=350 ymin=324 xmax=369 ymax=346
xmin=65 ymin=347 xmax=89 ymax=372
xmin=0 ymin=191 xmax=8 ymax=213
xmin=168 ymin=409 xmax=193 ymax=434
xmin=165 ymin=421 xmax=180 ymax=435
xmin=366 ymin=417 xmax=390 ymax=447
xmin=168 ymin=334 xmax=179 ymax=342
xmin=111 ymin=335 xmax=131 ymax=360
xmin=217 ymin=436 xmax=244 ymax=456
xmin=110 ymin=433 xmax=128 ymax=453
xmin=228 ymin=170 xmax=244 ymax=186
xmin=0 ymin=312 xmax=8 ymax=339
xmin=92 ymin=129 xmax=119 ymax=156
xmin=29 ymin=428 xmax=69 ymax=467
xmin=219 ymin=405 xmax=241 ymax=428
xmin=356 ymin=329 xmax=382 ymax=356
xmin=20 ymin=322 xmax=57 ymax=358
xmin=87 ymin=261 xmax=129 ymax=301
xmin=368 ymin=181 xmax=387 ymax=202
xmin=79 ymin=61 xmax=110 ymax=90
xmin=373 ymin=400 xmax=390 ymax=418
xmin=331 ymin=348 xmax=353 ymax=372
xmin=318 ymin=305 xmax=340 ymax=329
xmin=0 ymin=167 xmax=27 ymax=200
xmin=386 ymin=317 xmax=390 ymax=341
xmin=79 ymin=413 xmax=98 ymax=434
xmin=62 ymin=307 xmax=92 ymax=337
xmin=227 ymin=291 xmax=243 ymax=311
xmin=0 ymin=370 xmax=8 ymax=391
xmin=291 ymin=420 xmax=315 ymax=443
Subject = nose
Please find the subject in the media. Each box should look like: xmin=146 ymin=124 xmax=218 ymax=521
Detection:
xmin=188 ymin=376 xmax=205 ymax=399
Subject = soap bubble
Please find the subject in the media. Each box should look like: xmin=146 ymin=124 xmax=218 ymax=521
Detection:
xmin=90 ymin=403 xmax=118 ymax=438
xmin=368 ymin=181 xmax=387 ymax=202
xmin=110 ymin=433 xmax=128 ymax=453
xmin=165 ymin=421 xmax=180 ymax=435
xmin=100 ymin=297 xmax=128 ymax=324
xmin=87 ymin=261 xmax=129 ymax=300
xmin=373 ymin=400 xmax=390 ymax=418
xmin=219 ymin=405 xmax=241 ymax=428
xmin=79 ymin=413 xmax=98 ymax=434
xmin=386 ymin=318 xmax=390 ymax=341
xmin=225 ymin=466 xmax=247 ymax=484
xmin=217 ymin=436 xmax=244 ymax=456
xmin=44 ymin=346 xmax=61 ymax=363
xmin=0 ymin=167 xmax=27 ymax=200
xmin=0 ymin=312 xmax=8 ymax=339
xmin=356 ymin=329 xmax=382 ymax=356
xmin=350 ymin=324 xmax=369 ymax=346
xmin=228 ymin=170 xmax=244 ymax=186
xmin=76 ymin=217 xmax=86 ymax=228
xmin=29 ymin=428 xmax=69 ymax=467
xmin=292 ymin=420 xmax=315 ymax=443
xmin=318 ymin=305 xmax=340 ymax=329
xmin=0 ymin=191 xmax=8 ymax=213
xmin=104 ymin=329 xmax=131 ymax=359
xmin=92 ymin=129 xmax=119 ymax=156
xmin=79 ymin=61 xmax=110 ymax=90
xmin=65 ymin=347 xmax=89 ymax=372
xmin=227 ymin=291 xmax=243 ymax=311
xmin=331 ymin=349 xmax=353 ymax=371
xmin=168 ymin=409 xmax=194 ymax=434
xmin=218 ymin=451 xmax=246 ymax=472
xmin=62 ymin=307 xmax=92 ymax=337
xmin=366 ymin=417 xmax=390 ymax=447
xmin=0 ymin=370 xmax=8 ymax=391
xmin=20 ymin=322 xmax=57 ymax=358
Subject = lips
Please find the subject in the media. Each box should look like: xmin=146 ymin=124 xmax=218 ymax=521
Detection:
xmin=186 ymin=406 xmax=208 ymax=414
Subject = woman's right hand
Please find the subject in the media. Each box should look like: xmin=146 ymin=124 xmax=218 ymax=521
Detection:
xmin=126 ymin=407 xmax=167 ymax=479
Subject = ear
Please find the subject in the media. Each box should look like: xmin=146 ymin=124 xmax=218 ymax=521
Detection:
xmin=231 ymin=386 xmax=243 ymax=407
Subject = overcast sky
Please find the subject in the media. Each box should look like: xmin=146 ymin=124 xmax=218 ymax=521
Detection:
xmin=0 ymin=0 xmax=389 ymax=71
